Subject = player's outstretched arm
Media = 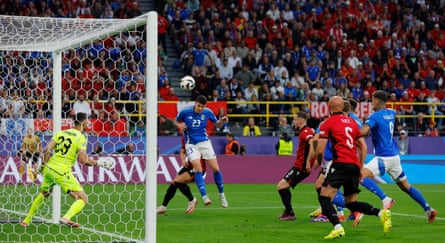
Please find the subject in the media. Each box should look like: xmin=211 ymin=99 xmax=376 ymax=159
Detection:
xmin=78 ymin=150 xmax=114 ymax=169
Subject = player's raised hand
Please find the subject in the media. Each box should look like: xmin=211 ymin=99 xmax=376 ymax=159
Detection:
xmin=97 ymin=157 xmax=115 ymax=170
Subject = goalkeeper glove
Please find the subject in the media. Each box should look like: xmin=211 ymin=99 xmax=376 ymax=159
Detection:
xmin=96 ymin=158 xmax=115 ymax=170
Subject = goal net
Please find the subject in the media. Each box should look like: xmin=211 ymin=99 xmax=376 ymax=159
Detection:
xmin=0 ymin=13 xmax=157 ymax=243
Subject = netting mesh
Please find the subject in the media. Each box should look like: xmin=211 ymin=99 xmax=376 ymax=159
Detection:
xmin=0 ymin=15 xmax=147 ymax=52
xmin=0 ymin=15 xmax=148 ymax=242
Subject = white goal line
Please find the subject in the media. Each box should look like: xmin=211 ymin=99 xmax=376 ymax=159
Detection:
xmin=0 ymin=207 xmax=142 ymax=243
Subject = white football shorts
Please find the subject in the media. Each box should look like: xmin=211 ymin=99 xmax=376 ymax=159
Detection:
xmin=185 ymin=140 xmax=216 ymax=162
xmin=364 ymin=155 xmax=407 ymax=182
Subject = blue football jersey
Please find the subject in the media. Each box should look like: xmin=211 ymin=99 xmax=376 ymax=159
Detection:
xmin=176 ymin=107 xmax=218 ymax=145
xmin=315 ymin=126 xmax=333 ymax=161
xmin=365 ymin=108 xmax=399 ymax=156
xmin=349 ymin=112 xmax=363 ymax=128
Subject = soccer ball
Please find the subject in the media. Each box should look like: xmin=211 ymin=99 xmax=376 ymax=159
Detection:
xmin=180 ymin=75 xmax=196 ymax=91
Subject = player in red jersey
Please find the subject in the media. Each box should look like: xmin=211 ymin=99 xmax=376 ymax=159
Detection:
xmin=276 ymin=111 xmax=315 ymax=221
xmin=316 ymin=96 xmax=392 ymax=239
xmin=157 ymin=135 xmax=206 ymax=215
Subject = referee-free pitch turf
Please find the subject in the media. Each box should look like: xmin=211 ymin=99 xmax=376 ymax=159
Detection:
xmin=2 ymin=184 xmax=444 ymax=242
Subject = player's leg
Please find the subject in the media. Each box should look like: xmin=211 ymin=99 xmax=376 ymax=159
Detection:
xmin=277 ymin=167 xmax=308 ymax=220
xmin=206 ymin=158 xmax=228 ymax=207
xmin=309 ymin=172 xmax=325 ymax=218
xmin=157 ymin=183 xmax=178 ymax=214
xmin=21 ymin=191 xmax=50 ymax=226
xmin=385 ymin=155 xmax=437 ymax=222
xmin=202 ymin=142 xmax=227 ymax=207
xmin=59 ymin=173 xmax=87 ymax=227
xmin=158 ymin=168 xmax=190 ymax=213
xmin=187 ymin=143 xmax=209 ymax=204
xmin=174 ymin=172 xmax=195 ymax=201
xmin=167 ymin=170 xmax=198 ymax=214
xmin=361 ymin=157 xmax=395 ymax=209
xmin=21 ymin=169 xmax=53 ymax=226
xmin=395 ymin=178 xmax=437 ymax=222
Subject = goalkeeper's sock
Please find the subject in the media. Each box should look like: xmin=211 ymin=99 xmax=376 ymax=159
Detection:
xmin=162 ymin=183 xmax=178 ymax=206
xmin=23 ymin=193 xmax=45 ymax=224
xmin=361 ymin=177 xmax=387 ymax=200
xmin=176 ymin=182 xmax=194 ymax=201
xmin=407 ymin=186 xmax=430 ymax=211
xmin=63 ymin=199 xmax=86 ymax=221
xmin=194 ymin=171 xmax=207 ymax=197
xmin=213 ymin=171 xmax=224 ymax=193
xmin=332 ymin=190 xmax=346 ymax=208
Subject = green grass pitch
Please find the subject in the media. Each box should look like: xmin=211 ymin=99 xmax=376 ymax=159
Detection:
xmin=1 ymin=184 xmax=444 ymax=242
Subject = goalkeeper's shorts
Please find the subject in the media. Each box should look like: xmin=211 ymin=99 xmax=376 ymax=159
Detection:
xmin=41 ymin=166 xmax=83 ymax=194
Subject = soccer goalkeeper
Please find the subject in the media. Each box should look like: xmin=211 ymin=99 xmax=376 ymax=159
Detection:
xmin=20 ymin=113 xmax=114 ymax=228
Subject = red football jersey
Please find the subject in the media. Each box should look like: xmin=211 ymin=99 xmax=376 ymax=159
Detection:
xmin=294 ymin=125 xmax=314 ymax=171
xmin=319 ymin=113 xmax=362 ymax=167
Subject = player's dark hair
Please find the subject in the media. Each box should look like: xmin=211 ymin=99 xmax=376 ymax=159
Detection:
xmin=196 ymin=95 xmax=207 ymax=105
xmin=373 ymin=90 xmax=388 ymax=102
xmin=343 ymin=99 xmax=351 ymax=113
xmin=296 ymin=111 xmax=307 ymax=120
xmin=348 ymin=98 xmax=358 ymax=110
xmin=74 ymin=113 xmax=87 ymax=126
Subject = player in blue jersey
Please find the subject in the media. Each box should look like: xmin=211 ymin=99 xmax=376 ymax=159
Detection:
xmin=361 ymin=90 xmax=437 ymax=223
xmin=176 ymin=95 xmax=228 ymax=207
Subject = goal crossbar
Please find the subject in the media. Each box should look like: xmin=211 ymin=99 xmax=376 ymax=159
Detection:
xmin=0 ymin=14 xmax=149 ymax=52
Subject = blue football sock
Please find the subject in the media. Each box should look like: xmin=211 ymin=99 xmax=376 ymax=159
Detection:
xmin=332 ymin=190 xmax=346 ymax=208
xmin=213 ymin=171 xmax=224 ymax=193
xmin=408 ymin=186 xmax=430 ymax=211
xmin=194 ymin=172 xmax=207 ymax=197
xmin=361 ymin=177 xmax=387 ymax=200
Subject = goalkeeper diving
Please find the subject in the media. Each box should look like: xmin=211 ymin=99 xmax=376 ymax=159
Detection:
xmin=20 ymin=113 xmax=114 ymax=228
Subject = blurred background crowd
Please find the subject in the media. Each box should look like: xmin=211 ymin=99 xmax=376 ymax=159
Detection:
xmin=1 ymin=0 xmax=445 ymax=137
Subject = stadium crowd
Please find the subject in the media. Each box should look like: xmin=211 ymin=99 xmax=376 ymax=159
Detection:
xmin=2 ymin=0 xmax=445 ymax=137
xmin=161 ymin=0 xmax=445 ymax=136
xmin=0 ymin=0 xmax=147 ymax=136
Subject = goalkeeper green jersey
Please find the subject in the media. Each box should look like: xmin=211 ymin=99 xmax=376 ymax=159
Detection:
xmin=46 ymin=128 xmax=87 ymax=173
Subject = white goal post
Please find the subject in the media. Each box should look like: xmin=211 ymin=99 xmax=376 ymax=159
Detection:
xmin=0 ymin=12 xmax=157 ymax=243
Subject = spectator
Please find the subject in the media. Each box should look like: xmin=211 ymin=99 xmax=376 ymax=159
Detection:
xmin=276 ymin=114 xmax=293 ymax=137
xmin=131 ymin=120 xmax=146 ymax=137
xmin=91 ymin=144 xmax=104 ymax=155
xmin=218 ymin=58 xmax=234 ymax=80
xmin=115 ymin=143 xmax=135 ymax=155
xmin=397 ymin=130 xmax=409 ymax=155
xmin=73 ymin=92 xmax=92 ymax=118
xmin=243 ymin=117 xmax=262 ymax=136
xmin=426 ymin=91 xmax=443 ymax=129
xmin=234 ymin=63 xmax=256 ymax=88
xmin=275 ymin=132 xmax=293 ymax=156
xmin=424 ymin=121 xmax=440 ymax=137
xmin=9 ymin=90 xmax=25 ymax=119
xmin=225 ymin=133 xmax=240 ymax=155
xmin=107 ymin=110 xmax=128 ymax=136
xmin=244 ymin=82 xmax=258 ymax=101
xmin=158 ymin=115 xmax=177 ymax=136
